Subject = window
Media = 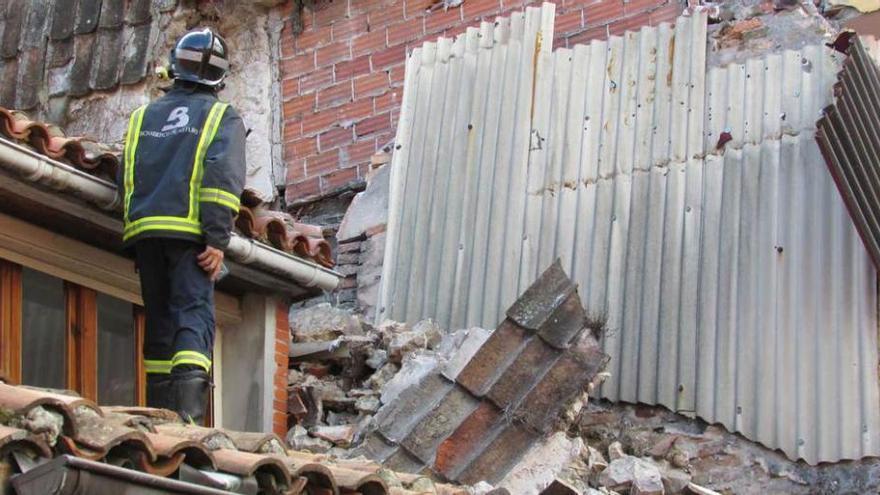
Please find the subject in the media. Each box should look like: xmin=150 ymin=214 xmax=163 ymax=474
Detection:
xmin=0 ymin=259 xmax=145 ymax=405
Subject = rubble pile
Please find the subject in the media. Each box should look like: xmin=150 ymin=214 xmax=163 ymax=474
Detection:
xmin=285 ymin=303 xmax=489 ymax=457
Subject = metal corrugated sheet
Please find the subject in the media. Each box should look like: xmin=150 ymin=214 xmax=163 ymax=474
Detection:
xmin=817 ymin=36 xmax=880 ymax=270
xmin=379 ymin=4 xmax=880 ymax=464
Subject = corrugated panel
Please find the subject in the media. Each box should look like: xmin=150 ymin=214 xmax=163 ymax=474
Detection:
xmin=817 ymin=36 xmax=880 ymax=270
xmin=379 ymin=3 xmax=880 ymax=464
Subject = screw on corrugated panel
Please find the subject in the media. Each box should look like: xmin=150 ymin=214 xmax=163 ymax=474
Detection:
xmin=798 ymin=438 xmax=805 ymax=446
xmin=459 ymin=244 xmax=464 ymax=250
xmin=776 ymin=246 xmax=784 ymax=253
xmin=736 ymin=406 xmax=742 ymax=414
xmin=396 ymin=145 xmax=402 ymax=150
xmin=801 ymin=58 xmax=812 ymax=72
xmin=780 ymin=112 xmax=786 ymax=121
xmin=686 ymin=206 xmax=692 ymax=212
xmin=610 ymin=80 xmax=617 ymax=90
xmin=380 ymin=306 xmax=386 ymax=313
xmin=468 ymin=124 xmax=473 ymax=130
xmin=678 ymin=384 xmax=684 ymax=392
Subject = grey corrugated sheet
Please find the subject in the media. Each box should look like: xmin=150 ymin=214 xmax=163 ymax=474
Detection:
xmin=378 ymin=3 xmax=880 ymax=464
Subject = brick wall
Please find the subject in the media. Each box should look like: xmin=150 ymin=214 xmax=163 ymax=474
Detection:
xmin=274 ymin=300 xmax=290 ymax=437
xmin=278 ymin=0 xmax=681 ymax=203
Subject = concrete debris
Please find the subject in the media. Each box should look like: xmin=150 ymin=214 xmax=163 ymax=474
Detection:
xmin=607 ymin=442 xmax=626 ymax=461
xmin=596 ymin=455 xmax=665 ymax=494
xmin=310 ymin=424 xmax=357 ymax=447
xmin=290 ymin=303 xmax=365 ymax=342
xmin=685 ymin=482 xmax=722 ymax=495
xmin=499 ymin=433 xmax=589 ymax=494
xmin=287 ymin=425 xmax=332 ymax=453
xmin=14 ymin=406 xmax=64 ymax=447
xmin=387 ymin=319 xmax=443 ymax=363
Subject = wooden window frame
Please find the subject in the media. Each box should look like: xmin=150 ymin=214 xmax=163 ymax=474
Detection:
xmin=0 ymin=259 xmax=146 ymax=405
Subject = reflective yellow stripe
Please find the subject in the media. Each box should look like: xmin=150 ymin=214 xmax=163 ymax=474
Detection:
xmin=145 ymin=360 xmax=172 ymax=374
xmin=123 ymin=105 xmax=147 ymax=223
xmin=171 ymin=351 xmax=212 ymax=372
xmin=199 ymin=188 xmax=240 ymax=212
xmin=189 ymin=103 xmax=229 ymax=221
xmin=123 ymin=216 xmax=202 ymax=241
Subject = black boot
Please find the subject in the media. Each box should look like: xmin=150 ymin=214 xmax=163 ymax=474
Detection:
xmin=146 ymin=374 xmax=173 ymax=410
xmin=171 ymin=368 xmax=211 ymax=425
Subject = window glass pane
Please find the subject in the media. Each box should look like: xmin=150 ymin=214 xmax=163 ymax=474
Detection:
xmin=97 ymin=293 xmax=135 ymax=405
xmin=21 ymin=268 xmax=66 ymax=389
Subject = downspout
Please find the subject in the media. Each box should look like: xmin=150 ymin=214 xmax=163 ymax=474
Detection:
xmin=0 ymin=138 xmax=340 ymax=290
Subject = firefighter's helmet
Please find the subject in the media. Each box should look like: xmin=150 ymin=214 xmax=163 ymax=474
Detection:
xmin=169 ymin=28 xmax=230 ymax=87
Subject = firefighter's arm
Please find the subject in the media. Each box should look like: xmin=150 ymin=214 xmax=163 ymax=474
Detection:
xmin=200 ymin=106 xmax=247 ymax=249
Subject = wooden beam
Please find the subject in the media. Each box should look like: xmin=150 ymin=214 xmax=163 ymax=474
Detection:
xmin=0 ymin=260 xmax=21 ymax=383
xmin=66 ymin=284 xmax=98 ymax=400
xmin=134 ymin=307 xmax=146 ymax=407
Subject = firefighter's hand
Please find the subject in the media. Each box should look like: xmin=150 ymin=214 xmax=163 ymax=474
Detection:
xmin=198 ymin=246 xmax=225 ymax=281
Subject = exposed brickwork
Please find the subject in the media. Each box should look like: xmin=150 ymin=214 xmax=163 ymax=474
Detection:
xmin=274 ymin=300 xmax=290 ymax=437
xmin=278 ymin=0 xmax=682 ymax=203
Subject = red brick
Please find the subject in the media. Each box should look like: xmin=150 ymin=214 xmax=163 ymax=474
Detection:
xmin=371 ymin=45 xmax=407 ymax=70
xmin=333 ymin=16 xmax=368 ymax=40
xmin=624 ymin=0 xmax=665 ymax=16
xmin=368 ymin=1 xmax=405 ymax=29
xmin=281 ymin=29 xmax=297 ymax=59
xmin=298 ymin=66 xmax=335 ymax=94
xmin=352 ymin=29 xmax=388 ymax=57
xmin=285 ymin=158 xmax=306 ymax=182
xmin=316 ymin=41 xmax=352 ymax=68
xmin=286 ymin=136 xmax=319 ymax=158
xmin=356 ymin=112 xmax=391 ymax=137
xmin=374 ymin=90 xmax=400 ymax=112
xmin=321 ymin=166 xmax=360 ymax=191
xmin=389 ymin=64 xmax=406 ymax=86
xmin=374 ymin=132 xmax=396 ymax=149
xmin=404 ymin=0 xmax=434 ymax=18
xmin=280 ymin=54 xmax=316 ymax=78
xmin=556 ymin=9 xmax=583 ymax=33
xmin=583 ymin=0 xmax=625 ymax=27
xmin=387 ymin=19 xmax=425 ymax=46
xmin=286 ymin=177 xmax=321 ymax=201
xmin=307 ymin=151 xmax=341 ymax=176
xmin=343 ymin=139 xmax=379 ymax=165
xmin=337 ymin=98 xmax=375 ymax=123
xmin=608 ymin=12 xmax=653 ymax=35
xmin=354 ymin=72 xmax=390 ymax=98
xmin=649 ymin=2 xmax=681 ymax=25
xmin=335 ymin=54 xmax=372 ymax=80
xmin=317 ymin=80 xmax=353 ymax=109
xmin=282 ymin=77 xmax=299 ymax=98
xmin=295 ymin=25 xmax=333 ymax=52
xmin=463 ymin=0 xmax=501 ymax=19
xmin=566 ymin=23 xmax=609 ymax=45
xmin=302 ymin=106 xmax=341 ymax=135
xmin=313 ymin=0 xmax=350 ymax=26
xmin=284 ymin=118 xmax=303 ymax=140
xmin=425 ymin=7 xmax=463 ymax=34
xmin=319 ymin=127 xmax=355 ymax=151
xmin=351 ymin=0 xmax=397 ymax=16
xmin=282 ymin=93 xmax=315 ymax=119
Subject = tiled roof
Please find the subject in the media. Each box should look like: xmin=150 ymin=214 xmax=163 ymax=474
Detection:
xmin=0 ymin=382 xmax=465 ymax=494
xmin=0 ymin=0 xmax=163 ymax=110
xmin=359 ymin=261 xmax=609 ymax=486
xmin=0 ymin=106 xmax=334 ymax=268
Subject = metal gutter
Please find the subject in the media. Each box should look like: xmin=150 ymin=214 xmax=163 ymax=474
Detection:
xmin=11 ymin=455 xmax=235 ymax=495
xmin=0 ymin=137 xmax=341 ymax=291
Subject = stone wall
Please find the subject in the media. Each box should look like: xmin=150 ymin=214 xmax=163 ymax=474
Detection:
xmin=0 ymin=0 xmax=284 ymax=201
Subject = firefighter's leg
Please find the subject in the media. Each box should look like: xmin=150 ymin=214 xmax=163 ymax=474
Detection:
xmin=166 ymin=240 xmax=215 ymax=425
xmin=134 ymin=239 xmax=175 ymax=410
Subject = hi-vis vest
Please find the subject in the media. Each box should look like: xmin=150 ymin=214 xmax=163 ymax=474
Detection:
xmin=121 ymin=88 xmax=246 ymax=248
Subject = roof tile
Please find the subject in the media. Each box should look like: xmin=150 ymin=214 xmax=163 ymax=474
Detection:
xmin=0 ymin=0 xmax=25 ymax=59
xmin=374 ymin=372 xmax=453 ymax=443
xmin=125 ymin=0 xmax=153 ymax=25
xmin=536 ymin=291 xmax=588 ymax=349
xmin=506 ymin=259 xmax=576 ymax=331
xmin=20 ymin=0 xmax=50 ymax=49
xmin=433 ymin=401 xmax=502 ymax=479
xmin=74 ymin=0 xmax=102 ymax=35
xmin=68 ymin=32 xmax=95 ymax=97
xmin=14 ymin=48 xmax=44 ymax=110
xmin=49 ymin=0 xmax=77 ymax=41
xmin=455 ymin=320 xmax=529 ymax=397
xmin=400 ymin=386 xmax=480 ymax=464
xmin=484 ymin=336 xmax=561 ymax=411
xmin=0 ymin=425 xmax=52 ymax=459
xmin=120 ymin=23 xmax=152 ymax=85
xmin=383 ymin=447 xmax=428 ymax=474
xmin=90 ymin=27 xmax=122 ymax=91
xmin=456 ymin=424 xmax=537 ymax=485
xmin=99 ymin=0 xmax=125 ymax=29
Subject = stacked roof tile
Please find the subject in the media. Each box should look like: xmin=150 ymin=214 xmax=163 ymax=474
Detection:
xmin=0 ymin=0 xmax=164 ymax=110
xmin=359 ymin=261 xmax=609 ymax=486
xmin=0 ymin=382 xmax=466 ymax=494
xmin=0 ymin=106 xmax=334 ymax=267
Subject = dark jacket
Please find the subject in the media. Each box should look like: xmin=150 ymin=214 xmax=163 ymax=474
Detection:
xmin=119 ymin=86 xmax=246 ymax=249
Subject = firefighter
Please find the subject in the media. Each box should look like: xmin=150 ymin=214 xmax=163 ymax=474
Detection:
xmin=119 ymin=28 xmax=246 ymax=424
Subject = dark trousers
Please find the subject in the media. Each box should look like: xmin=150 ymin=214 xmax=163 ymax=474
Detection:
xmin=135 ymin=238 xmax=214 ymax=375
